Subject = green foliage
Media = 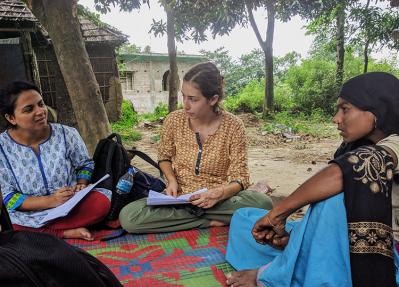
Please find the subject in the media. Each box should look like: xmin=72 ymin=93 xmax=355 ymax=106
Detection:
xmin=77 ymin=4 xmax=105 ymax=27
xmin=117 ymin=43 xmax=141 ymax=54
xmin=116 ymin=43 xmax=141 ymax=74
xmin=223 ymin=45 xmax=399 ymax=119
xmin=93 ymin=0 xmax=142 ymax=14
xmin=274 ymin=83 xmax=295 ymax=112
xmin=223 ymin=80 xmax=264 ymax=113
xmin=343 ymin=49 xmax=399 ymax=80
xmin=224 ymin=79 xmax=295 ymax=114
xmin=264 ymin=110 xmax=337 ymax=138
xmin=139 ymin=103 xmax=169 ymax=122
xmin=202 ymin=48 xmax=302 ymax=97
xmin=151 ymin=135 xmax=161 ymax=142
xmin=111 ymin=101 xmax=141 ymax=142
xmin=285 ymin=58 xmax=337 ymax=115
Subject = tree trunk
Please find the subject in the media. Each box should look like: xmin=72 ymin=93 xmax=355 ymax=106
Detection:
xmin=27 ymin=0 xmax=110 ymax=155
xmin=363 ymin=39 xmax=369 ymax=73
xmin=166 ymin=7 xmax=179 ymax=112
xmin=264 ymin=1 xmax=275 ymax=116
xmin=363 ymin=0 xmax=371 ymax=74
xmin=245 ymin=0 xmax=276 ymax=117
xmin=335 ymin=4 xmax=345 ymax=92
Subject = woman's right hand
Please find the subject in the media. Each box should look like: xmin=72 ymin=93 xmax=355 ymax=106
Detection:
xmin=252 ymin=212 xmax=290 ymax=250
xmin=165 ymin=180 xmax=179 ymax=197
xmin=48 ymin=187 xmax=74 ymax=208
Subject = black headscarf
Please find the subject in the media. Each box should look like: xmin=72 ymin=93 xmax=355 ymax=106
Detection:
xmin=334 ymin=72 xmax=399 ymax=158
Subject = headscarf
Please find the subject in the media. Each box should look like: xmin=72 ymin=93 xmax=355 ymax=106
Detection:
xmin=334 ymin=72 xmax=399 ymax=158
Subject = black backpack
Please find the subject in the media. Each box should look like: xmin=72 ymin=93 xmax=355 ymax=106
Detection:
xmin=92 ymin=134 xmax=166 ymax=220
xmin=0 ymin=202 xmax=122 ymax=287
xmin=92 ymin=133 xmax=130 ymax=191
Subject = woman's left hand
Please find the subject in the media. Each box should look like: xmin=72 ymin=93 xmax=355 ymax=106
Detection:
xmin=73 ymin=183 xmax=87 ymax=192
xmin=189 ymin=188 xmax=224 ymax=209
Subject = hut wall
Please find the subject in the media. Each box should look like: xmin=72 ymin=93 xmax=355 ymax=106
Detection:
xmin=32 ymin=43 xmax=123 ymax=126
xmin=34 ymin=45 xmax=77 ymax=127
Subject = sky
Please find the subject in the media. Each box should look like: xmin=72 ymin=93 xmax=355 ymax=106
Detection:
xmin=78 ymin=0 xmax=393 ymax=61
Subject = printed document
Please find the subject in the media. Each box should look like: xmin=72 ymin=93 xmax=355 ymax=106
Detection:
xmin=146 ymin=188 xmax=208 ymax=205
xmin=38 ymin=174 xmax=110 ymax=224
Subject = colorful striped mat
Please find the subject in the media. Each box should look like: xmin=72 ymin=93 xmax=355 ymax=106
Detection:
xmin=68 ymin=227 xmax=234 ymax=287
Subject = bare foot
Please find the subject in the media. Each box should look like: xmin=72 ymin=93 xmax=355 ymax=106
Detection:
xmin=209 ymin=220 xmax=227 ymax=227
xmin=226 ymin=269 xmax=258 ymax=287
xmin=63 ymin=227 xmax=94 ymax=241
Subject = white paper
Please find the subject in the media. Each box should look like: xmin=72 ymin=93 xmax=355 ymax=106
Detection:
xmin=146 ymin=188 xmax=207 ymax=206
xmin=39 ymin=174 xmax=110 ymax=224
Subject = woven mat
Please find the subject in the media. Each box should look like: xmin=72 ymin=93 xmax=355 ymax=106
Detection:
xmin=68 ymin=227 xmax=234 ymax=286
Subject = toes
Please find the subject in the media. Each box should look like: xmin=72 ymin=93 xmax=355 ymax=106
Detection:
xmin=81 ymin=229 xmax=94 ymax=241
xmin=226 ymin=272 xmax=239 ymax=285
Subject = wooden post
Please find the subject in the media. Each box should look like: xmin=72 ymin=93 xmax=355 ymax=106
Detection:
xmin=20 ymin=31 xmax=41 ymax=91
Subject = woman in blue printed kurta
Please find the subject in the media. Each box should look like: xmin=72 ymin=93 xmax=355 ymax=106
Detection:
xmin=0 ymin=81 xmax=111 ymax=240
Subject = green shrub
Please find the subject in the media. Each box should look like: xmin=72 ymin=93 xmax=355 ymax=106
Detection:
xmin=111 ymin=100 xmax=141 ymax=143
xmin=285 ymin=59 xmax=336 ymax=115
xmin=274 ymin=83 xmax=295 ymax=112
xmin=224 ymin=79 xmax=264 ymax=113
xmin=140 ymin=103 xmax=169 ymax=122
xmin=111 ymin=100 xmax=139 ymax=130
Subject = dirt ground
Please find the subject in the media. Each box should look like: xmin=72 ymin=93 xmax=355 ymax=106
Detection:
xmin=130 ymin=114 xmax=341 ymax=200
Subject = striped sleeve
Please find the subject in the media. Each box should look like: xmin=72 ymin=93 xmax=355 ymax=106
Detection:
xmin=4 ymin=192 xmax=27 ymax=210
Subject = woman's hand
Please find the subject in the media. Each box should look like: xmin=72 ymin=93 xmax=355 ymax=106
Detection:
xmin=189 ymin=188 xmax=224 ymax=209
xmin=48 ymin=187 xmax=74 ymax=208
xmin=252 ymin=212 xmax=290 ymax=250
xmin=165 ymin=180 xmax=179 ymax=197
xmin=73 ymin=183 xmax=87 ymax=192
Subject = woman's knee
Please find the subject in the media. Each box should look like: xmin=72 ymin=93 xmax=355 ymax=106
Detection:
xmin=239 ymin=190 xmax=273 ymax=210
xmin=253 ymin=192 xmax=273 ymax=210
xmin=119 ymin=199 xmax=147 ymax=233
xmin=90 ymin=191 xmax=111 ymax=217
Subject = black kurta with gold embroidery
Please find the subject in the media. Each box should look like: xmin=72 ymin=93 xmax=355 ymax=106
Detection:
xmin=332 ymin=145 xmax=396 ymax=287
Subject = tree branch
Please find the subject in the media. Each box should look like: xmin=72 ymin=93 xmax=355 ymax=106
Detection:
xmin=245 ymin=1 xmax=266 ymax=52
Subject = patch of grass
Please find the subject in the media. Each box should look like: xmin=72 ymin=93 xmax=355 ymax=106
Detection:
xmin=263 ymin=109 xmax=338 ymax=138
xmin=151 ymin=134 xmax=161 ymax=142
xmin=139 ymin=103 xmax=169 ymax=122
xmin=111 ymin=100 xmax=142 ymax=144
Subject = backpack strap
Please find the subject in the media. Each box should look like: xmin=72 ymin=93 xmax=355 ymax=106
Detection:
xmin=1 ymin=199 xmax=13 ymax=232
xmin=128 ymin=149 xmax=163 ymax=177
xmin=92 ymin=138 xmax=108 ymax=165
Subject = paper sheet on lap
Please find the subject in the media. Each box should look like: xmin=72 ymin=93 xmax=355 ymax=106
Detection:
xmin=37 ymin=174 xmax=110 ymax=224
xmin=147 ymin=188 xmax=207 ymax=205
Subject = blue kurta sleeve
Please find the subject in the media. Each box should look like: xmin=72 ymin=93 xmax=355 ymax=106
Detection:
xmin=0 ymin=154 xmax=27 ymax=210
xmin=62 ymin=126 xmax=94 ymax=181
